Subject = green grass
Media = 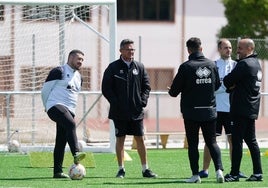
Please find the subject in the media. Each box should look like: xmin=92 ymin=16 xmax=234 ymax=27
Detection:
xmin=0 ymin=148 xmax=267 ymax=188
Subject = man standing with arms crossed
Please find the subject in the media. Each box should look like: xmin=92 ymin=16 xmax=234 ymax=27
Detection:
xmin=223 ymin=38 xmax=263 ymax=182
xmin=199 ymin=39 xmax=246 ymax=179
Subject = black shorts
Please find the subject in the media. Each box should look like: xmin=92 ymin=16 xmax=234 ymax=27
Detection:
xmin=216 ymin=112 xmax=232 ymax=136
xmin=112 ymin=119 xmax=144 ymax=137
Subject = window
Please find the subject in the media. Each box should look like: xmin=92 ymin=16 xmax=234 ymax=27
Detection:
xmin=22 ymin=5 xmax=91 ymax=22
xmin=117 ymin=0 xmax=175 ymax=21
xmin=20 ymin=66 xmax=53 ymax=91
xmin=0 ymin=56 xmax=14 ymax=91
xmin=0 ymin=56 xmax=14 ymax=117
xmin=0 ymin=5 xmax=4 ymax=21
xmin=79 ymin=67 xmax=91 ymax=91
xmin=146 ymin=68 xmax=174 ymax=91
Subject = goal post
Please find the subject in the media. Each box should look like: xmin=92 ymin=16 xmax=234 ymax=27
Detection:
xmin=0 ymin=0 xmax=117 ymax=153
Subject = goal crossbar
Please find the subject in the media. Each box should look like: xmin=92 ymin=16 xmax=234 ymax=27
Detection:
xmin=0 ymin=0 xmax=116 ymax=6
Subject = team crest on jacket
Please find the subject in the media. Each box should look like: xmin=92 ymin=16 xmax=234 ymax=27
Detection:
xmin=195 ymin=67 xmax=212 ymax=84
xmin=132 ymin=68 xmax=138 ymax=75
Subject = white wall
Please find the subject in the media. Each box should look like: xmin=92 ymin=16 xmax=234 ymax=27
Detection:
xmin=117 ymin=0 xmax=227 ymax=69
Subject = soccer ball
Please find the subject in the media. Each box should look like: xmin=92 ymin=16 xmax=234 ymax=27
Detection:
xmin=8 ymin=139 xmax=20 ymax=152
xmin=68 ymin=163 xmax=86 ymax=180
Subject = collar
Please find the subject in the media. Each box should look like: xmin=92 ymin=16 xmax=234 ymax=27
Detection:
xmin=120 ymin=56 xmax=133 ymax=68
xmin=217 ymin=57 xmax=233 ymax=63
xmin=188 ymin=51 xmax=205 ymax=60
xmin=66 ymin=63 xmax=76 ymax=73
xmin=237 ymin=53 xmax=257 ymax=61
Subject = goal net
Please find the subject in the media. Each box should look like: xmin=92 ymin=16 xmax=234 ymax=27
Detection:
xmin=0 ymin=0 xmax=117 ymax=152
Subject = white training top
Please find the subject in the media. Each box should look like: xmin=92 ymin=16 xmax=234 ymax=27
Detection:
xmin=215 ymin=58 xmax=236 ymax=112
xmin=42 ymin=64 xmax=82 ymax=115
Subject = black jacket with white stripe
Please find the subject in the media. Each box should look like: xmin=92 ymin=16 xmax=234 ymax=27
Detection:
xmin=102 ymin=57 xmax=151 ymax=120
xmin=223 ymin=53 xmax=262 ymax=119
xmin=169 ymin=52 xmax=221 ymax=121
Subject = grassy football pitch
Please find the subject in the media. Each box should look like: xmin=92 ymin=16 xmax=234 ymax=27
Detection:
xmin=0 ymin=148 xmax=267 ymax=188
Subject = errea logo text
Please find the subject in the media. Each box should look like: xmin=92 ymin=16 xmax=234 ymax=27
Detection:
xmin=195 ymin=67 xmax=212 ymax=84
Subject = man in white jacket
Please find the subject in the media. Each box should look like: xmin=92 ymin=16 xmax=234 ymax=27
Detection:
xmin=41 ymin=49 xmax=86 ymax=178
xmin=199 ymin=39 xmax=246 ymax=179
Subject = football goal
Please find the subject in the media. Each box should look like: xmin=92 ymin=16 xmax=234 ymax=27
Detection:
xmin=0 ymin=0 xmax=117 ymax=153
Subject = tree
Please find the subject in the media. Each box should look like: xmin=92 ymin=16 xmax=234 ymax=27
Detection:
xmin=218 ymin=0 xmax=268 ymax=59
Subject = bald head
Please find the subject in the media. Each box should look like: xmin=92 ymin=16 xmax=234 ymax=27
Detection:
xmin=237 ymin=38 xmax=255 ymax=59
xmin=217 ymin=38 xmax=232 ymax=60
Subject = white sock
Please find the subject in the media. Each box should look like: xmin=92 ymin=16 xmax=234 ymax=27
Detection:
xmin=142 ymin=164 xmax=148 ymax=172
xmin=119 ymin=166 xmax=125 ymax=171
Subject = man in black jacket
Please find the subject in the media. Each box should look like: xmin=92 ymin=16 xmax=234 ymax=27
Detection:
xmin=102 ymin=39 xmax=157 ymax=178
xmin=223 ymin=38 xmax=263 ymax=182
xmin=168 ymin=37 xmax=224 ymax=183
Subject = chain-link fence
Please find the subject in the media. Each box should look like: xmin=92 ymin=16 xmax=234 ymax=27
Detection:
xmin=1 ymin=38 xmax=268 ymax=150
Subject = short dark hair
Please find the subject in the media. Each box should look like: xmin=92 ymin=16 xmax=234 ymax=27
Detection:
xmin=120 ymin=39 xmax=134 ymax=49
xmin=186 ymin=37 xmax=201 ymax=52
xmin=69 ymin=49 xmax=84 ymax=57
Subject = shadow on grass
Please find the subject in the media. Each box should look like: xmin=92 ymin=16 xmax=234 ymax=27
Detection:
xmin=0 ymin=177 xmax=53 ymax=181
xmin=95 ymin=177 xmax=188 ymax=185
xmin=84 ymin=176 xmax=219 ymax=185
xmin=102 ymin=180 xmax=185 ymax=185
xmin=101 ymin=179 xmax=222 ymax=185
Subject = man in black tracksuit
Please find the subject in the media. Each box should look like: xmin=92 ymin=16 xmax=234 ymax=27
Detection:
xmin=168 ymin=37 xmax=224 ymax=183
xmin=102 ymin=39 xmax=157 ymax=178
xmin=223 ymin=38 xmax=263 ymax=182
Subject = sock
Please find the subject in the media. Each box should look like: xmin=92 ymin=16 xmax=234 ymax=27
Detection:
xmin=119 ymin=166 xmax=125 ymax=171
xmin=142 ymin=164 xmax=148 ymax=172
